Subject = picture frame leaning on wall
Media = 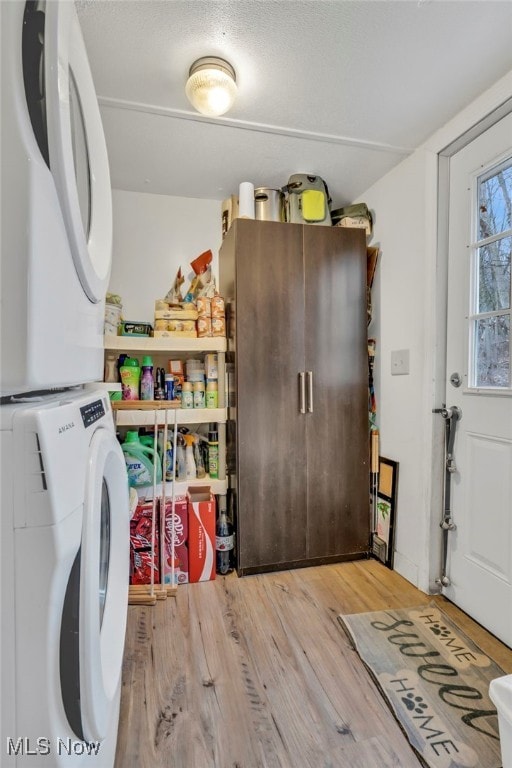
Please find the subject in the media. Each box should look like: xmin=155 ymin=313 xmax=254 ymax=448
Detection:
xmin=373 ymin=456 xmax=399 ymax=568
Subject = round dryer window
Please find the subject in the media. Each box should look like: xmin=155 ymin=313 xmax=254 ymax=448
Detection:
xmin=60 ymin=428 xmax=129 ymax=743
xmin=44 ymin=1 xmax=112 ymax=303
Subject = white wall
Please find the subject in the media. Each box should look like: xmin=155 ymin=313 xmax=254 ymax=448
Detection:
xmin=361 ymin=70 xmax=512 ymax=592
xmin=364 ymin=149 xmax=437 ymax=588
xmin=109 ymin=190 xmax=222 ymax=321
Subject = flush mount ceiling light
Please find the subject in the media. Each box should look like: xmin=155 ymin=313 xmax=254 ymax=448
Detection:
xmin=185 ymin=56 xmax=237 ymax=117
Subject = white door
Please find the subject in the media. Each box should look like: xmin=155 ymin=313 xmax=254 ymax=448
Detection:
xmin=444 ymin=112 xmax=512 ymax=647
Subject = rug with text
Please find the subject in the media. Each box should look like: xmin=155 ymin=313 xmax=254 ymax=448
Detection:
xmin=338 ymin=605 xmax=504 ymax=768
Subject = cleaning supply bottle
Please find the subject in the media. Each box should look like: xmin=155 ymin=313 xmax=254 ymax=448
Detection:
xmin=208 ymin=424 xmax=219 ymax=479
xmin=121 ymin=430 xmax=162 ymax=488
xmin=140 ymin=356 xmax=154 ymax=400
xmin=184 ymin=434 xmax=197 ymax=480
xmin=175 ymin=434 xmax=187 ymax=481
xmin=120 ymin=358 xmax=140 ymax=400
xmin=156 ymin=432 xmax=174 ymax=481
xmin=193 ymin=434 xmax=206 ymax=479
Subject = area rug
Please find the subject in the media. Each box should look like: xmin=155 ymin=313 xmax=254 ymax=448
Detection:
xmin=338 ymin=605 xmax=504 ymax=768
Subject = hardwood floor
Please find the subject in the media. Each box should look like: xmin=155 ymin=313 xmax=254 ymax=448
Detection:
xmin=115 ymin=560 xmax=512 ymax=768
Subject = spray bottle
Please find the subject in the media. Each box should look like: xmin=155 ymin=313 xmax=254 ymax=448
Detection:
xmin=184 ymin=434 xmax=197 ymax=480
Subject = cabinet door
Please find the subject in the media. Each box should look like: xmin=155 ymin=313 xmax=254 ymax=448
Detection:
xmin=235 ymin=220 xmax=307 ymax=572
xmin=303 ymin=226 xmax=369 ymax=559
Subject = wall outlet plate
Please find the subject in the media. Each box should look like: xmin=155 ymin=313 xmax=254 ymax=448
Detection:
xmin=391 ymin=349 xmax=410 ymax=375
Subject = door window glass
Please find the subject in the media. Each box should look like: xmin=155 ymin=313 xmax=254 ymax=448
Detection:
xmin=471 ymin=159 xmax=512 ymax=388
xmin=99 ymin=479 xmax=110 ymax=627
xmin=69 ymin=67 xmax=91 ymax=240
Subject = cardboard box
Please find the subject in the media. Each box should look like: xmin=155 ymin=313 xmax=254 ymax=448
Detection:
xmin=188 ymin=486 xmax=216 ymax=582
xmin=153 ymin=330 xmax=198 ymax=338
xmin=161 ymin=496 xmax=189 ymax=585
xmin=221 ymin=195 xmax=239 ymax=238
xmin=130 ymin=500 xmax=159 ymax=585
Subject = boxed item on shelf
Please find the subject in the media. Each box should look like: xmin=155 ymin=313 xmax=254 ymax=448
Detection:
xmin=221 ymin=194 xmax=239 ymax=238
xmin=169 ymin=359 xmax=185 ymax=376
xmin=161 ymin=496 xmax=189 ymax=585
xmin=197 ymin=316 xmax=212 ymax=338
xmin=187 ymin=486 xmax=216 ymax=582
xmin=168 ymin=319 xmax=196 ymax=333
xmin=204 ymin=354 xmax=218 ymax=380
xmin=130 ymin=499 xmax=159 ymax=585
xmin=211 ymin=295 xmax=225 ymax=318
xmin=121 ymin=321 xmax=152 ymax=337
xmin=154 ymin=308 xmax=199 ymax=321
xmin=153 ymin=330 xmax=198 ymax=339
xmin=211 ymin=316 xmax=226 ymax=337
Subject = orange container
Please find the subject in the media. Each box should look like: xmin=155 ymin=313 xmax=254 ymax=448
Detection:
xmin=190 ymin=249 xmax=212 ymax=276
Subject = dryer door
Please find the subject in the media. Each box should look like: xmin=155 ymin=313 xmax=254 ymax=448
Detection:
xmin=44 ymin=1 xmax=112 ymax=303
xmin=79 ymin=427 xmax=129 ymax=742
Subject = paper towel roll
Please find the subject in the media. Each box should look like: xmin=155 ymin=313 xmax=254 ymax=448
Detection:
xmin=239 ymin=182 xmax=255 ymax=219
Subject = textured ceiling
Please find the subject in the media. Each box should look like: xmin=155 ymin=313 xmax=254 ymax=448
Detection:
xmin=76 ymin=0 xmax=512 ymax=208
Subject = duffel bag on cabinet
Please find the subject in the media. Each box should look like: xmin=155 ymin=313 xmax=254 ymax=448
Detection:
xmin=283 ymin=173 xmax=332 ymax=226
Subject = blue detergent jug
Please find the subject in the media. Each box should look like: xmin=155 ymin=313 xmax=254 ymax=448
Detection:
xmin=121 ymin=431 xmax=162 ymax=488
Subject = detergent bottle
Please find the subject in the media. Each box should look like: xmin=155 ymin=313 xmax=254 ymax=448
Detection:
xmin=140 ymin=356 xmax=154 ymax=400
xmin=120 ymin=358 xmax=141 ymax=400
xmin=121 ymin=431 xmax=162 ymax=488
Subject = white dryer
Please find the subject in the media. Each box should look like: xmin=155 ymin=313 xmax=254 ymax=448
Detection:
xmin=1 ymin=389 xmax=129 ymax=766
xmin=1 ymin=1 xmax=112 ymax=396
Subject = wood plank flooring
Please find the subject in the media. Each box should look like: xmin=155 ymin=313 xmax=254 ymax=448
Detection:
xmin=115 ymin=560 xmax=512 ymax=768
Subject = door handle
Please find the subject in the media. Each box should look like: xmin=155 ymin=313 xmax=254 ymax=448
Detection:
xmin=307 ymin=371 xmax=313 ymax=413
xmin=299 ymin=372 xmax=306 ymax=414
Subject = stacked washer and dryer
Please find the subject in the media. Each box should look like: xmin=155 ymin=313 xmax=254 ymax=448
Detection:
xmin=1 ymin=2 xmax=129 ymax=766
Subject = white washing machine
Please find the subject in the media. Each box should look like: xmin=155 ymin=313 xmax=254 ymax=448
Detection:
xmin=1 ymin=389 xmax=130 ymax=766
xmin=1 ymin=1 xmax=113 ymax=396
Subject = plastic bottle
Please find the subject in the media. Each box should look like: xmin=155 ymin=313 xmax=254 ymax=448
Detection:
xmin=193 ymin=436 xmax=206 ymax=479
xmin=208 ymin=424 xmax=219 ymax=479
xmin=165 ymin=373 xmax=175 ymax=401
xmin=173 ymin=376 xmax=183 ymax=403
xmin=181 ymin=381 xmax=194 ymax=409
xmin=157 ymin=432 xmax=174 ymax=481
xmin=120 ymin=358 xmax=140 ymax=400
xmin=117 ymin=354 xmax=129 ymax=382
xmin=216 ymin=496 xmax=234 ymax=574
xmin=193 ymin=380 xmax=205 ymax=409
xmin=175 ymin=435 xmax=187 ymax=480
xmin=184 ymin=434 xmax=197 ymax=480
xmin=121 ymin=430 xmax=162 ymax=488
xmin=140 ymin=355 xmax=154 ymax=400
xmin=206 ymin=380 xmax=218 ymax=408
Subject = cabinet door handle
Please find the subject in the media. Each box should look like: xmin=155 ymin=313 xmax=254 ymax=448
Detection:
xmin=307 ymin=371 xmax=313 ymax=413
xmin=299 ymin=372 xmax=306 ymax=414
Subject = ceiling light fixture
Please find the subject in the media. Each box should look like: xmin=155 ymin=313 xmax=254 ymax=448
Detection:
xmin=185 ymin=56 xmax=237 ymax=117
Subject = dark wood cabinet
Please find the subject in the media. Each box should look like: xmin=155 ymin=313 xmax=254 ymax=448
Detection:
xmin=220 ymin=219 xmax=369 ymax=575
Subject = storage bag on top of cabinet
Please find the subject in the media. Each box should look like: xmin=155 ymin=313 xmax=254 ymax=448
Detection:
xmin=283 ymin=174 xmax=332 ymax=226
